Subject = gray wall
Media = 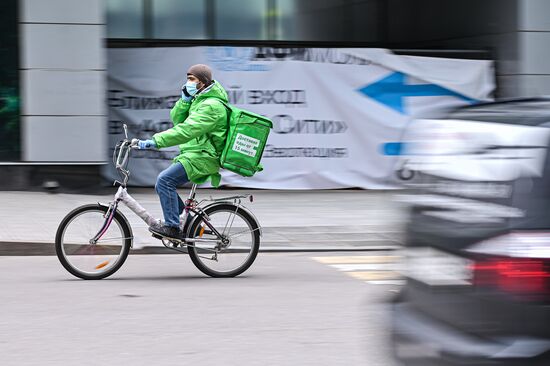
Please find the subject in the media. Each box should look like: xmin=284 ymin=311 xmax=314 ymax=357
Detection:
xmin=20 ymin=0 xmax=106 ymax=163
xmin=386 ymin=0 xmax=519 ymax=97
xmin=513 ymin=0 xmax=550 ymax=96
xmin=379 ymin=0 xmax=550 ymax=98
xmin=292 ymin=0 xmax=550 ymax=98
xmin=293 ymin=0 xmax=381 ymax=42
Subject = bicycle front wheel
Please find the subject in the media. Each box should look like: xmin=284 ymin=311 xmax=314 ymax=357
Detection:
xmin=55 ymin=204 xmax=132 ymax=280
xmin=187 ymin=203 xmax=260 ymax=277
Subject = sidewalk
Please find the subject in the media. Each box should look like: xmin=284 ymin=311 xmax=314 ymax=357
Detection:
xmin=0 ymin=188 xmax=407 ymax=255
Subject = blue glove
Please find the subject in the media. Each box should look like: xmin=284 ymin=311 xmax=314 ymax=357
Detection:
xmin=138 ymin=139 xmax=156 ymax=149
xmin=181 ymin=86 xmax=193 ymax=102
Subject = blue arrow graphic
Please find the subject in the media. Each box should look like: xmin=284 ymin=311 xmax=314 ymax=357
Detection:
xmin=358 ymin=72 xmax=475 ymax=114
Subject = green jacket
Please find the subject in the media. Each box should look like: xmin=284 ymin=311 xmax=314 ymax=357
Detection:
xmin=152 ymin=81 xmax=228 ymax=186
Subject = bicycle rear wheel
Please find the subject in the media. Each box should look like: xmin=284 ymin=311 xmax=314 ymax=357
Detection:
xmin=187 ymin=203 xmax=260 ymax=277
xmin=55 ymin=204 xmax=132 ymax=280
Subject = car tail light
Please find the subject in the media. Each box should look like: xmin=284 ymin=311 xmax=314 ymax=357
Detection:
xmin=468 ymin=232 xmax=550 ymax=302
xmin=471 ymin=257 xmax=550 ymax=296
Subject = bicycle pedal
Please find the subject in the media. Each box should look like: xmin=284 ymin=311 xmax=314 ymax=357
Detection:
xmin=151 ymin=233 xmax=163 ymax=240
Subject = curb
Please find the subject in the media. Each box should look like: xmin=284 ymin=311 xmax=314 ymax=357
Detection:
xmin=0 ymin=241 xmax=400 ymax=256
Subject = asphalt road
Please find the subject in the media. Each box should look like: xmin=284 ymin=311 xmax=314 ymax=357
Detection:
xmin=0 ymin=252 xmax=401 ymax=366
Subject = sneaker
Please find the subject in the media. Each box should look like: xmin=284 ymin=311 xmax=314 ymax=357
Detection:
xmin=149 ymin=222 xmax=184 ymax=240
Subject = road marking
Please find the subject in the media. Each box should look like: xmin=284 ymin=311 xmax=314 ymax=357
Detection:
xmin=347 ymin=271 xmax=400 ymax=281
xmin=312 ymin=254 xmax=403 ymax=286
xmin=311 ymin=255 xmax=399 ymax=264
xmin=330 ymin=263 xmax=399 ymax=272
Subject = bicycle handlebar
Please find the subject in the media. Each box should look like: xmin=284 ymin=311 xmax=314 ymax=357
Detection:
xmin=113 ymin=125 xmax=139 ymax=173
xmin=115 ymin=141 xmax=129 ymax=169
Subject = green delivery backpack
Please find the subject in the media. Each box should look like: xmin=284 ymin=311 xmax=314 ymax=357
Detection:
xmin=215 ymin=99 xmax=273 ymax=177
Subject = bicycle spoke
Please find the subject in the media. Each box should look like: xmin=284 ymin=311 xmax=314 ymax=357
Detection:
xmin=223 ymin=207 xmax=239 ymax=236
xmin=95 ymin=236 xmax=133 ymax=243
xmin=228 ymin=226 xmax=260 ymax=239
xmin=222 ymin=210 xmax=233 ymax=236
xmin=73 ymin=244 xmax=96 ymax=255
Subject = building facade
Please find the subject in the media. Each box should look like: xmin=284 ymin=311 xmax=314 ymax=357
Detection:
xmin=2 ymin=0 xmax=550 ymax=189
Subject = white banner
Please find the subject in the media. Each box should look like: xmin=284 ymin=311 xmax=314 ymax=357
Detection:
xmin=105 ymin=47 xmax=494 ymax=189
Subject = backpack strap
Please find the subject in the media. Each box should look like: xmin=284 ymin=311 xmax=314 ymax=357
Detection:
xmin=208 ymin=97 xmax=232 ymax=126
xmin=207 ymin=96 xmax=229 ymax=109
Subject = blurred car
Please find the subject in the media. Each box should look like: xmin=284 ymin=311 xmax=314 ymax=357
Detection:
xmin=391 ymin=97 xmax=550 ymax=365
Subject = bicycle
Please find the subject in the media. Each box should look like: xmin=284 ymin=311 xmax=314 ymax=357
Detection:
xmin=55 ymin=125 xmax=261 ymax=280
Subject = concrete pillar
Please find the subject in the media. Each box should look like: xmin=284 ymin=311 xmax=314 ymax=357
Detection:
xmin=20 ymin=0 xmax=106 ymax=163
xmin=513 ymin=0 xmax=550 ymax=96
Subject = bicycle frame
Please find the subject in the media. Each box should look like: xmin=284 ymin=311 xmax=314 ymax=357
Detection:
xmin=111 ymin=183 xmax=227 ymax=242
xmin=93 ymin=127 xmax=259 ymax=252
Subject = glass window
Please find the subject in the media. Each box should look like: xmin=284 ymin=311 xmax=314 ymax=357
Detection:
xmin=106 ymin=0 xmax=144 ymax=38
xmin=275 ymin=0 xmax=297 ymax=40
xmin=152 ymin=0 xmax=207 ymax=39
xmin=0 ymin=0 xmax=20 ymax=161
xmin=215 ymin=0 xmax=268 ymax=40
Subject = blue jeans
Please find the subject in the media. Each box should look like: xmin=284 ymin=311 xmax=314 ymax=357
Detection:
xmin=155 ymin=163 xmax=189 ymax=228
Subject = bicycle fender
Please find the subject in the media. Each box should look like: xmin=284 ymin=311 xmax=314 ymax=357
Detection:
xmin=97 ymin=202 xmax=135 ymax=248
xmin=188 ymin=201 xmax=262 ymax=237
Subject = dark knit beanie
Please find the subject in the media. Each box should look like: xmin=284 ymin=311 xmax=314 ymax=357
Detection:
xmin=187 ymin=64 xmax=213 ymax=86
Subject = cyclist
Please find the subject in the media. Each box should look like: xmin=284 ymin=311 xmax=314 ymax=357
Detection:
xmin=136 ymin=64 xmax=229 ymax=240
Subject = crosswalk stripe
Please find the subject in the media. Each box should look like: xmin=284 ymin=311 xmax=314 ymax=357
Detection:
xmin=368 ymin=280 xmax=406 ymax=286
xmin=330 ymin=263 xmax=398 ymax=272
xmin=346 ymin=271 xmax=401 ymax=281
xmin=312 ymin=254 xmax=403 ymax=286
xmin=312 ymin=255 xmax=399 ymax=264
